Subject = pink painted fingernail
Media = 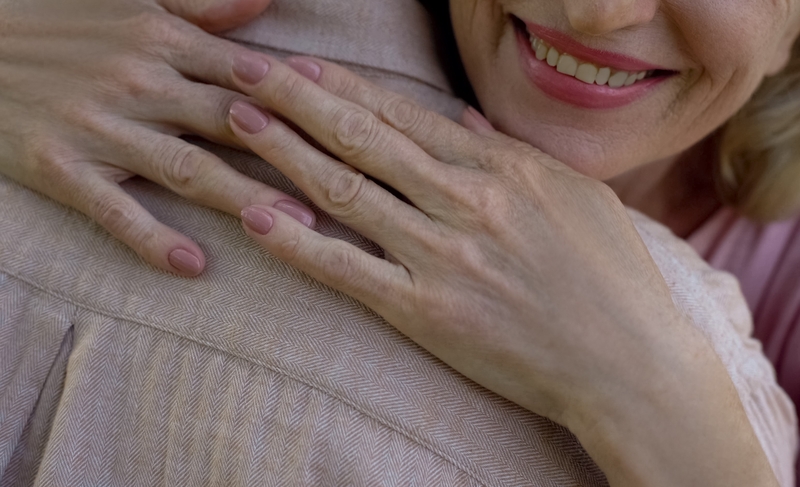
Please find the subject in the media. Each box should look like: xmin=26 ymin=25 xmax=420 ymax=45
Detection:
xmin=232 ymin=51 xmax=271 ymax=84
xmin=466 ymin=106 xmax=494 ymax=130
xmin=242 ymin=206 xmax=274 ymax=235
xmin=168 ymin=249 xmax=202 ymax=275
xmin=230 ymin=101 xmax=269 ymax=134
xmin=286 ymin=57 xmax=321 ymax=82
xmin=274 ymin=200 xmax=316 ymax=228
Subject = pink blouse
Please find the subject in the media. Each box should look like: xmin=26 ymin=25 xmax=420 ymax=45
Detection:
xmin=689 ymin=208 xmax=800 ymax=481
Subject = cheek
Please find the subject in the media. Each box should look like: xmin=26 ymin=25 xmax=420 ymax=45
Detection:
xmin=451 ymin=1 xmax=509 ymax=86
xmin=495 ymin=115 xmax=636 ymax=180
xmin=664 ymin=1 xmax=786 ymax=139
xmin=677 ymin=1 xmax=778 ymax=83
xmin=452 ymin=0 xmax=793 ymax=180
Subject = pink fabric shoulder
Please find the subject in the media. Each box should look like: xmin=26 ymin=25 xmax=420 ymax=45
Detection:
xmin=690 ymin=209 xmax=800 ymax=409
xmin=689 ymin=207 xmax=800 ymax=483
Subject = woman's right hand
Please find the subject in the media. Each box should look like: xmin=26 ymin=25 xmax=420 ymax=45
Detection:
xmin=0 ymin=0 xmax=316 ymax=276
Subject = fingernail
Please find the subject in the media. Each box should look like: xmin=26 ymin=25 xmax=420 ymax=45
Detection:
xmin=168 ymin=249 xmax=202 ymax=275
xmin=230 ymin=101 xmax=269 ymax=134
xmin=242 ymin=206 xmax=274 ymax=235
xmin=466 ymin=106 xmax=494 ymax=130
xmin=274 ymin=200 xmax=316 ymax=228
xmin=286 ymin=57 xmax=321 ymax=82
xmin=232 ymin=51 xmax=271 ymax=84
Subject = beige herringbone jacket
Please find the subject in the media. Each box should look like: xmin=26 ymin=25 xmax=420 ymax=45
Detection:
xmin=1 ymin=1 xmax=797 ymax=485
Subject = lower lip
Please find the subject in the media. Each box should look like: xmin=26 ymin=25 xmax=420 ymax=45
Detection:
xmin=514 ymin=27 xmax=669 ymax=110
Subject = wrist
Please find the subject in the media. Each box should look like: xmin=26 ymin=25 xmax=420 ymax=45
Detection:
xmin=560 ymin=324 xmax=777 ymax=487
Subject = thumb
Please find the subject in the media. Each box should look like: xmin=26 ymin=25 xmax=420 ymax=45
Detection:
xmin=158 ymin=0 xmax=272 ymax=33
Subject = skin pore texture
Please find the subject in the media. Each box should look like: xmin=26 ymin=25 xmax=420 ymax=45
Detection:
xmin=228 ymin=51 xmax=785 ymax=487
xmin=0 ymin=0 xmax=792 ymax=484
xmin=450 ymin=0 xmax=800 ymax=182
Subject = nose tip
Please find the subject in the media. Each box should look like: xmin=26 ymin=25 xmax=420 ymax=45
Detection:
xmin=564 ymin=0 xmax=658 ymax=36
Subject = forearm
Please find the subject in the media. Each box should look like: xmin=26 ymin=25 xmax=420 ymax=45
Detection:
xmin=562 ymin=325 xmax=778 ymax=487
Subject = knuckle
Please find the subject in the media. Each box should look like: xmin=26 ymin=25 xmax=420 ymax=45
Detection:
xmin=32 ymin=141 xmax=78 ymax=189
xmin=323 ymin=169 xmax=370 ymax=215
xmin=214 ymin=94 xmax=240 ymax=136
xmin=446 ymin=238 xmax=486 ymax=274
xmin=92 ymin=198 xmax=158 ymax=256
xmin=446 ymin=175 xmax=511 ymax=222
xmin=266 ymin=127 xmax=298 ymax=155
xmin=43 ymin=92 xmax=109 ymax=138
xmin=49 ymin=98 xmax=110 ymax=137
xmin=273 ymin=74 xmax=309 ymax=106
xmin=452 ymin=179 xmax=515 ymax=233
xmin=277 ymin=236 xmax=304 ymax=263
xmin=475 ymin=184 xmax=515 ymax=228
xmin=163 ymin=146 xmax=209 ymax=198
xmin=380 ymin=97 xmax=427 ymax=133
xmin=127 ymin=12 xmax=186 ymax=55
xmin=93 ymin=198 xmax=131 ymax=229
xmin=113 ymin=62 xmax=161 ymax=102
xmin=92 ymin=197 xmax=137 ymax=236
xmin=330 ymin=107 xmax=382 ymax=157
xmin=475 ymin=184 xmax=511 ymax=216
xmin=483 ymin=148 xmax=521 ymax=173
xmin=324 ymin=71 xmax=363 ymax=100
xmin=318 ymin=243 xmax=359 ymax=289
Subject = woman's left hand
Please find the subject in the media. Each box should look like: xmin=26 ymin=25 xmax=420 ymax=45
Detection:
xmin=226 ymin=53 xmax=778 ymax=486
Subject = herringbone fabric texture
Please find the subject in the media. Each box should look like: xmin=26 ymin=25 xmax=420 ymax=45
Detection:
xmin=0 ymin=0 xmax=796 ymax=485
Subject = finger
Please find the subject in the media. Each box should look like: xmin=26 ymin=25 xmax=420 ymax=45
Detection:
xmin=142 ymin=12 xmax=268 ymax=93
xmin=292 ymin=59 xmax=550 ymax=178
xmin=458 ymin=107 xmax=572 ymax=175
xmin=68 ymin=169 xmax=206 ymax=276
xmin=229 ymin=101 xmax=429 ymax=252
xmin=460 ymin=106 xmax=497 ymax=136
xmin=157 ymin=0 xmax=272 ymax=34
xmin=288 ymin=57 xmax=539 ymax=175
xmin=142 ymin=77 xmax=250 ymax=149
xmin=284 ymin=56 xmax=487 ymax=167
xmin=460 ymin=106 xmax=531 ymax=149
xmin=229 ymin=52 xmax=446 ymax=204
xmin=241 ymin=204 xmax=412 ymax=318
xmin=110 ymin=127 xmax=316 ymax=227
xmin=459 ymin=106 xmax=563 ymax=169
xmin=160 ymin=27 xmax=262 ymax=93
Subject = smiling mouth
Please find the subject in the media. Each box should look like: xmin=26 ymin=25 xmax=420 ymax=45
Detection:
xmin=511 ymin=16 xmax=676 ymax=89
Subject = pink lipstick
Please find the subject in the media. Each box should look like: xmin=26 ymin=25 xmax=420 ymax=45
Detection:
xmin=513 ymin=17 xmax=675 ymax=110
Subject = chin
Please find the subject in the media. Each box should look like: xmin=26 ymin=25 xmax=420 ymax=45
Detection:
xmin=465 ymin=32 xmax=677 ymax=181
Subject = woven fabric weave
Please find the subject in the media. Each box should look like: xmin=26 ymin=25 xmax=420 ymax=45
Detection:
xmin=0 ymin=0 xmax=796 ymax=485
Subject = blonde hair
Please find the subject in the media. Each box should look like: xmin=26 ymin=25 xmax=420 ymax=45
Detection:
xmin=717 ymin=37 xmax=800 ymax=222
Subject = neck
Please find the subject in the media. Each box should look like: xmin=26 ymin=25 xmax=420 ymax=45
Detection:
xmin=606 ymin=137 xmax=722 ymax=238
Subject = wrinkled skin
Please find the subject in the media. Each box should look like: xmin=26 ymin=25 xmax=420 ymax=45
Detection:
xmin=0 ymin=0 xmax=315 ymax=276
xmin=0 ymin=0 xmax=790 ymax=484
xmin=451 ymin=0 xmax=800 ymax=180
xmin=228 ymin=53 xmax=779 ymax=486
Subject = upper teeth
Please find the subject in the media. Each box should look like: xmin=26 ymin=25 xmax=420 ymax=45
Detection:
xmin=531 ymin=35 xmax=651 ymax=88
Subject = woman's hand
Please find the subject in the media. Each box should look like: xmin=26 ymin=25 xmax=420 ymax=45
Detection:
xmin=0 ymin=0 xmax=315 ymax=276
xmin=225 ymin=53 xmax=779 ymax=486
